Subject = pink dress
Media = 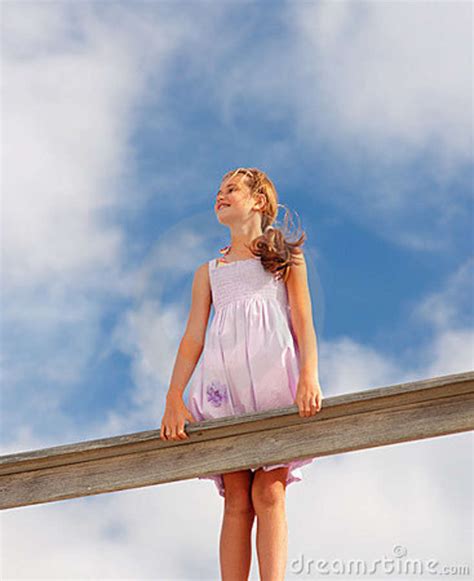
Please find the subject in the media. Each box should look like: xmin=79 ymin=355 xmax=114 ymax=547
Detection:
xmin=187 ymin=255 xmax=316 ymax=498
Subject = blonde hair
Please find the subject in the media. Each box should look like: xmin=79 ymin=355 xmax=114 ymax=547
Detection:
xmin=221 ymin=167 xmax=306 ymax=282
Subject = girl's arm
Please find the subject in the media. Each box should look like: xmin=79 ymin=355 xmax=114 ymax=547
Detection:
xmin=286 ymin=252 xmax=322 ymax=416
xmin=286 ymin=252 xmax=319 ymax=379
xmin=166 ymin=262 xmax=212 ymax=401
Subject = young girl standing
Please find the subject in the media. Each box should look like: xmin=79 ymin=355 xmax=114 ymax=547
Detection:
xmin=160 ymin=167 xmax=323 ymax=580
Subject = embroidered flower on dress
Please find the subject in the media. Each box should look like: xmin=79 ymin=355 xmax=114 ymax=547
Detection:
xmin=206 ymin=380 xmax=229 ymax=407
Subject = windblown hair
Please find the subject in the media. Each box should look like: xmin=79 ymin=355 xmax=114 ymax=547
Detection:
xmin=221 ymin=167 xmax=306 ymax=282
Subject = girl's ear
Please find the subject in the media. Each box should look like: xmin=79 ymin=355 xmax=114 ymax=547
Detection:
xmin=253 ymin=193 xmax=266 ymax=211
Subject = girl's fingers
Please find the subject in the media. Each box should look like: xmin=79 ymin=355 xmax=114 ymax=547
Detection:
xmin=299 ymin=395 xmax=321 ymax=416
xmin=296 ymin=391 xmax=321 ymax=416
xmin=161 ymin=419 xmax=191 ymax=441
xmin=298 ymin=398 xmax=310 ymax=417
xmin=160 ymin=425 xmax=167 ymax=440
xmin=177 ymin=424 xmax=188 ymax=439
xmin=300 ymin=403 xmax=310 ymax=417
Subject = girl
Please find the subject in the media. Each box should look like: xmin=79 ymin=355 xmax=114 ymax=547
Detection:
xmin=160 ymin=167 xmax=323 ymax=580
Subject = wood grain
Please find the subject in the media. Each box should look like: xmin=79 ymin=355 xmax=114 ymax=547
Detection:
xmin=1 ymin=371 xmax=473 ymax=509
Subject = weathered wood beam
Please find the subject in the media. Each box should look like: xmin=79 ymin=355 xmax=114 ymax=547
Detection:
xmin=1 ymin=371 xmax=473 ymax=510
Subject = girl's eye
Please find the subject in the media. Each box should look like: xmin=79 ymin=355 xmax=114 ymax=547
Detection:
xmin=216 ymin=185 xmax=238 ymax=201
xmin=216 ymin=187 xmax=234 ymax=199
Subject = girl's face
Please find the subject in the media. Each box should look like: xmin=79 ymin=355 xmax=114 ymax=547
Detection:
xmin=215 ymin=175 xmax=262 ymax=227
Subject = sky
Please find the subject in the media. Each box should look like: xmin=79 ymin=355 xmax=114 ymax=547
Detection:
xmin=1 ymin=0 xmax=473 ymax=579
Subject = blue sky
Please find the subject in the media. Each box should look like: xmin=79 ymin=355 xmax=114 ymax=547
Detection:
xmin=1 ymin=1 xmax=472 ymax=579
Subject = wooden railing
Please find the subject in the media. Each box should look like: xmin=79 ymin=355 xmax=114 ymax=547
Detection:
xmin=1 ymin=371 xmax=473 ymax=510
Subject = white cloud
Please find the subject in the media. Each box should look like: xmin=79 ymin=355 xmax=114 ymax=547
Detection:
xmin=1 ymin=480 xmax=223 ymax=580
xmin=283 ymin=0 xmax=472 ymax=250
xmin=414 ymin=257 xmax=474 ymax=330
xmin=0 ymin=1 xmax=201 ymax=445
xmin=288 ymin=1 xmax=471 ymax=168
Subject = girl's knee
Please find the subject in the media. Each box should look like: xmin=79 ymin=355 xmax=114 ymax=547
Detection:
xmin=222 ymin=470 xmax=254 ymax=514
xmin=224 ymin=490 xmax=254 ymax=515
xmin=251 ymin=469 xmax=287 ymax=511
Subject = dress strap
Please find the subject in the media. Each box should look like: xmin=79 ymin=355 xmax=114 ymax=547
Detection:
xmin=209 ymin=257 xmax=225 ymax=270
xmin=209 ymin=245 xmax=232 ymax=269
xmin=210 ymin=257 xmax=225 ymax=270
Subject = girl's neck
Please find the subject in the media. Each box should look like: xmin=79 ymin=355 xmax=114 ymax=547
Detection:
xmin=220 ymin=228 xmax=263 ymax=261
xmin=219 ymin=244 xmax=254 ymax=262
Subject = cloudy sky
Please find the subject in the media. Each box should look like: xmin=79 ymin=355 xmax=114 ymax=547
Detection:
xmin=1 ymin=1 xmax=472 ymax=579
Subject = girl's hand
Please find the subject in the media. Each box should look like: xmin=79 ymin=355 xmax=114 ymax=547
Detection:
xmin=160 ymin=392 xmax=197 ymax=441
xmin=294 ymin=374 xmax=323 ymax=418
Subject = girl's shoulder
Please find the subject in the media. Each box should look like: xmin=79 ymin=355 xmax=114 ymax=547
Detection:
xmin=193 ymin=260 xmax=213 ymax=280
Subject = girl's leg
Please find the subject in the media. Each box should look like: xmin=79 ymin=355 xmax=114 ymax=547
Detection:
xmin=251 ymin=467 xmax=289 ymax=581
xmin=220 ymin=469 xmax=256 ymax=581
